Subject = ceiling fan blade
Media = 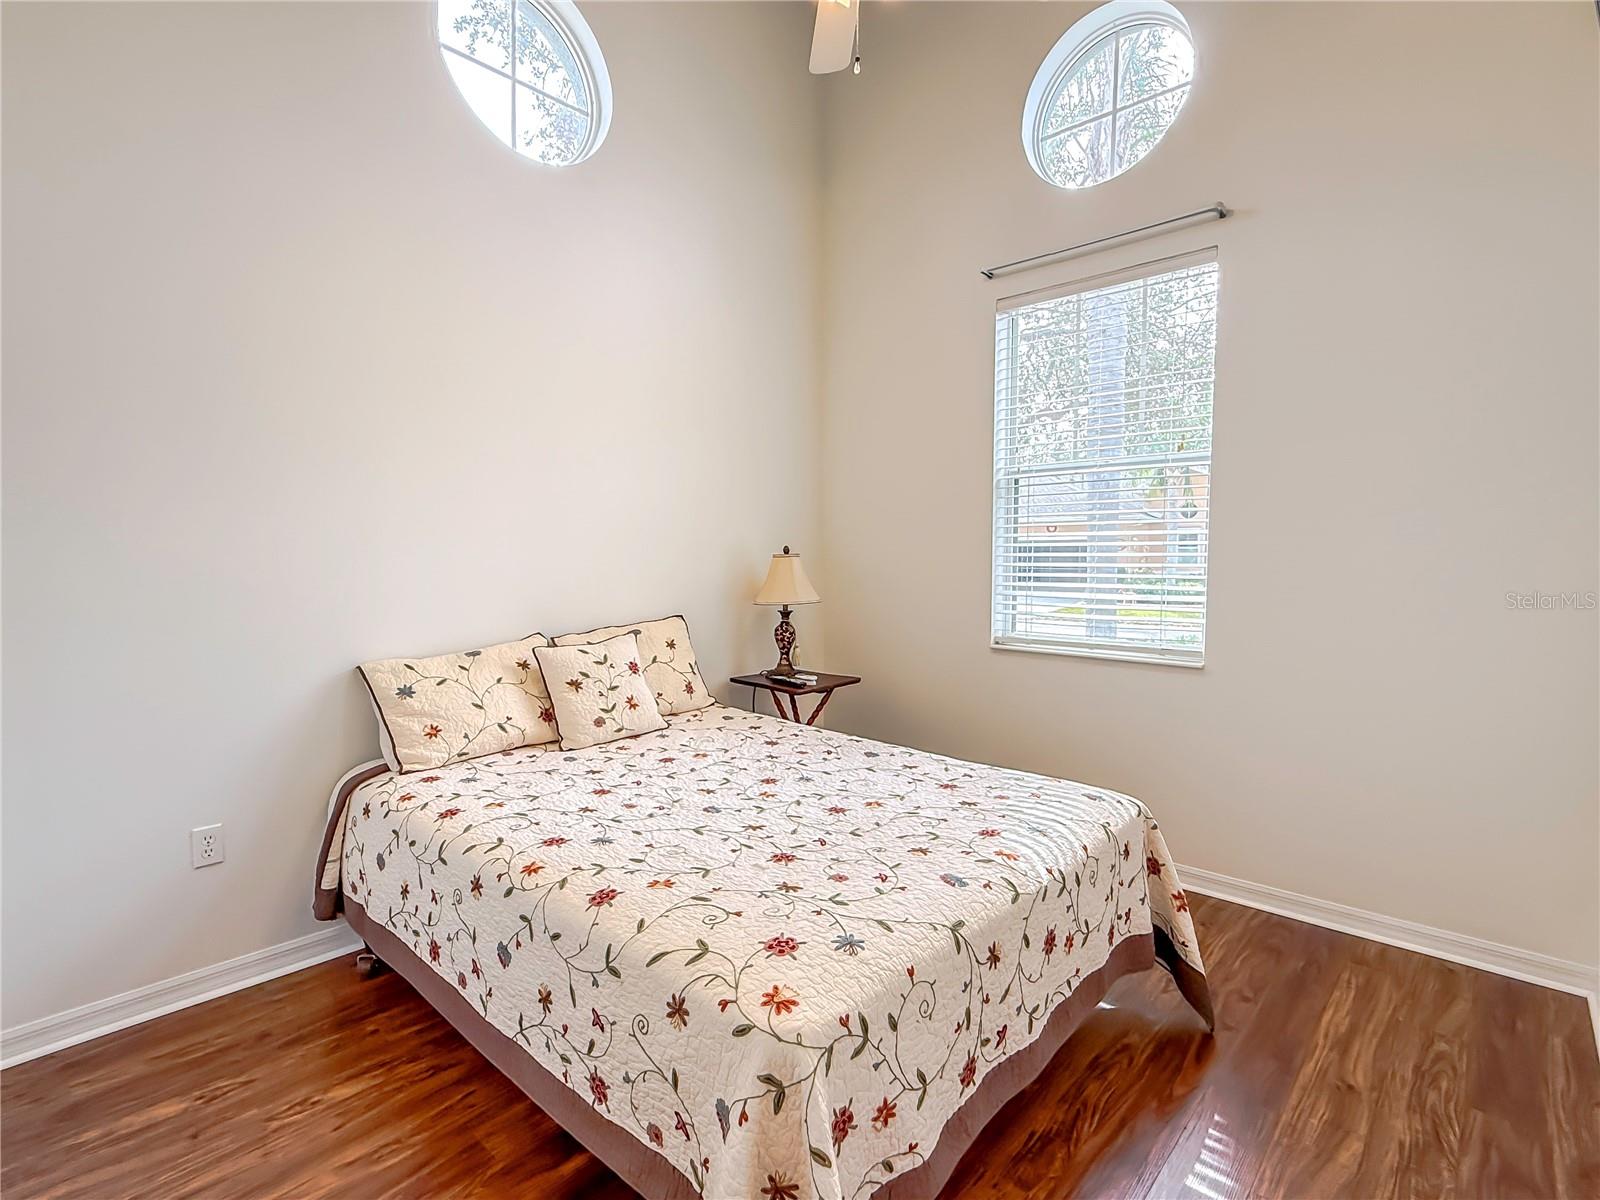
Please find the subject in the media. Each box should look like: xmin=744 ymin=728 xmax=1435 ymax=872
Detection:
xmin=810 ymin=0 xmax=858 ymax=75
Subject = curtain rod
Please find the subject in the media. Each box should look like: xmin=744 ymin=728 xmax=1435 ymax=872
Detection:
xmin=980 ymin=203 xmax=1230 ymax=280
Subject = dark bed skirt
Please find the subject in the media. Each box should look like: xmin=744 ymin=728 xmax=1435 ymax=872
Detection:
xmin=341 ymin=900 xmax=1208 ymax=1200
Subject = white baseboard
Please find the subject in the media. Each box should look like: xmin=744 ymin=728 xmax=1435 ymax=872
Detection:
xmin=1178 ymin=862 xmax=1600 ymax=1058
xmin=1177 ymin=863 xmax=1598 ymax=994
xmin=5 ymin=872 xmax=1597 ymax=1070
xmin=1 ymin=924 xmax=362 ymax=1070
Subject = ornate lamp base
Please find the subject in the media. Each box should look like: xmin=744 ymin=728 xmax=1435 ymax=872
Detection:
xmin=767 ymin=605 xmax=798 ymax=676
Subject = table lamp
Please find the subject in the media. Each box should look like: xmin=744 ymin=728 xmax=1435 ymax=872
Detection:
xmin=754 ymin=545 xmax=820 ymax=677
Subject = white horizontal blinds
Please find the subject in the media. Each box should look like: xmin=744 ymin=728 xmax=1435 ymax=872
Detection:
xmin=992 ymin=250 xmax=1219 ymax=663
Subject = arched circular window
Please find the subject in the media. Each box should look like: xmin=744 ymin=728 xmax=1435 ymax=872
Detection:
xmin=437 ymin=0 xmax=611 ymax=166
xmin=1022 ymin=1 xmax=1193 ymax=189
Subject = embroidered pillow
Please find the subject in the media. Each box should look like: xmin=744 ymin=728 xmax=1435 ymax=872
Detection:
xmin=359 ymin=633 xmax=559 ymax=773
xmin=534 ymin=633 xmax=668 ymax=751
xmin=552 ymin=614 xmax=712 ymax=716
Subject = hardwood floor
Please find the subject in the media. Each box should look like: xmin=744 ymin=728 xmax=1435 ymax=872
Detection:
xmin=3 ymin=894 xmax=1597 ymax=1199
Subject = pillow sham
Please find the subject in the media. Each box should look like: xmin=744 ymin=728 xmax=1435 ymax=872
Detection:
xmin=552 ymin=614 xmax=712 ymax=716
xmin=359 ymin=633 xmax=559 ymax=773
xmin=533 ymin=633 xmax=668 ymax=751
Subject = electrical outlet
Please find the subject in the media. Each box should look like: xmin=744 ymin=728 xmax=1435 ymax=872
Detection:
xmin=191 ymin=824 xmax=225 ymax=868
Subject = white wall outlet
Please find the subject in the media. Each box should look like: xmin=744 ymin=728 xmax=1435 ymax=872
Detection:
xmin=191 ymin=824 xmax=225 ymax=868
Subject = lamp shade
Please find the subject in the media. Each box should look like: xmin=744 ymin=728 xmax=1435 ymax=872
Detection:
xmin=754 ymin=548 xmax=820 ymax=606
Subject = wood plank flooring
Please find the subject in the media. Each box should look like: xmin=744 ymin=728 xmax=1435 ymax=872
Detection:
xmin=4 ymin=895 xmax=1597 ymax=1199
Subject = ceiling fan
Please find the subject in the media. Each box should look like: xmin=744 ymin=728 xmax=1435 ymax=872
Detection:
xmin=810 ymin=0 xmax=861 ymax=74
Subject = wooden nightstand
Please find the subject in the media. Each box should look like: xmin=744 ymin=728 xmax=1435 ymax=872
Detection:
xmin=730 ymin=671 xmax=861 ymax=726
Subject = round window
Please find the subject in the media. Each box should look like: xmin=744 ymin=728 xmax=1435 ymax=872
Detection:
xmin=1022 ymin=1 xmax=1193 ymax=189
xmin=437 ymin=0 xmax=611 ymax=166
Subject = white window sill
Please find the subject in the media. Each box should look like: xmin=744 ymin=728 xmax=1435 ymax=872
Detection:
xmin=989 ymin=638 xmax=1205 ymax=669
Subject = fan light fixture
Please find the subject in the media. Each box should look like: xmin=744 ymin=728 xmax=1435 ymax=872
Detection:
xmin=811 ymin=0 xmax=861 ymax=74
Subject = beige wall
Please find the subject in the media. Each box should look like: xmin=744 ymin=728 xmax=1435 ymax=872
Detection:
xmin=1 ymin=1 xmax=822 ymax=1027
xmin=3 ymin=0 xmax=1596 ymax=1039
xmin=815 ymin=2 xmax=1600 ymax=965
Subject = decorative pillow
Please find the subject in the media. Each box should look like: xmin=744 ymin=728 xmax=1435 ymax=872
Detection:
xmin=533 ymin=633 xmax=668 ymax=751
xmin=359 ymin=633 xmax=558 ymax=773
xmin=553 ymin=614 xmax=712 ymax=715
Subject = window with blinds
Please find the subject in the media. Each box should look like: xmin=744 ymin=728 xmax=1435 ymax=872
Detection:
xmin=992 ymin=250 xmax=1219 ymax=665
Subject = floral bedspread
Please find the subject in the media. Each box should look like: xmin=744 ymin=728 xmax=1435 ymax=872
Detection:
xmin=336 ymin=704 xmax=1207 ymax=1200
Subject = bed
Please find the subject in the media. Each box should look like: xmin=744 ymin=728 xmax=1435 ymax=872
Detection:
xmin=314 ymin=703 xmax=1212 ymax=1200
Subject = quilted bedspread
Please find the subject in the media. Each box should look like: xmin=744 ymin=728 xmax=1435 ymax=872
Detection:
xmin=331 ymin=704 xmax=1208 ymax=1200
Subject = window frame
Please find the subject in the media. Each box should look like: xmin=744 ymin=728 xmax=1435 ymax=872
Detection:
xmin=434 ymin=0 xmax=613 ymax=166
xmin=1021 ymin=0 xmax=1193 ymax=189
xmin=989 ymin=248 xmax=1220 ymax=669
